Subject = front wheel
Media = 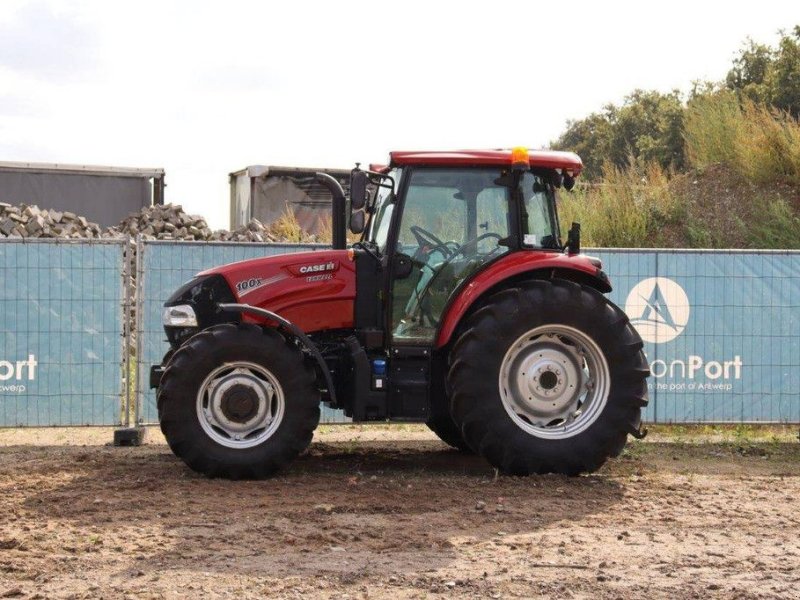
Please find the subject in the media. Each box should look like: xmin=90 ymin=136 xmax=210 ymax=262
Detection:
xmin=448 ymin=279 xmax=649 ymax=476
xmin=157 ymin=323 xmax=320 ymax=479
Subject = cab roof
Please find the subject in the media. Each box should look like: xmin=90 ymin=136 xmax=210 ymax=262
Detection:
xmin=389 ymin=149 xmax=582 ymax=175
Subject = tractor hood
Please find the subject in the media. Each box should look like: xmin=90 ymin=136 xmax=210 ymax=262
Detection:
xmin=200 ymin=249 xmax=356 ymax=332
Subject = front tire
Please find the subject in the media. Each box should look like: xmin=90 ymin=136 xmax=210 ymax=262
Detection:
xmin=448 ymin=279 xmax=648 ymax=476
xmin=158 ymin=323 xmax=320 ymax=478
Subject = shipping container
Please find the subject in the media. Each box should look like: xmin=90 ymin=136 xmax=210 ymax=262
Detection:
xmin=229 ymin=165 xmax=349 ymax=233
xmin=0 ymin=161 xmax=165 ymax=227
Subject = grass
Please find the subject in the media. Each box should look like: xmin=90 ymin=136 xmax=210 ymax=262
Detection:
xmin=269 ymin=207 xmax=360 ymax=245
xmin=644 ymin=423 xmax=798 ymax=444
xmin=685 ymin=91 xmax=800 ymax=186
xmin=558 ymin=160 xmax=685 ymax=247
xmin=270 ymin=205 xmax=306 ymax=242
xmin=555 ymin=92 xmax=800 ymax=250
xmin=745 ymin=195 xmax=800 ymax=248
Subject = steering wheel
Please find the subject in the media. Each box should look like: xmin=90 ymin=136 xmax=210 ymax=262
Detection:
xmin=405 ymin=232 xmax=503 ymax=325
xmin=409 ymin=225 xmax=459 ymax=258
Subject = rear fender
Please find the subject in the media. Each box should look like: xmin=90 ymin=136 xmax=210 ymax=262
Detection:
xmin=434 ymin=252 xmax=611 ymax=349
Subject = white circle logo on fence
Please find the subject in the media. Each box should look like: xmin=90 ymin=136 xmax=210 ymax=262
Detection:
xmin=624 ymin=277 xmax=690 ymax=344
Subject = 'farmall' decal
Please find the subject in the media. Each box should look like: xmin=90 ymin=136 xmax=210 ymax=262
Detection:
xmin=298 ymin=261 xmax=337 ymax=274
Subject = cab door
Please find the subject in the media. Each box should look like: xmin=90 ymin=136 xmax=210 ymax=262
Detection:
xmin=389 ymin=168 xmax=511 ymax=345
xmin=385 ymin=167 xmax=511 ymax=419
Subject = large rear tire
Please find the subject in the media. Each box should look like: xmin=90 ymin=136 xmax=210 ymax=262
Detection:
xmin=157 ymin=323 xmax=320 ymax=479
xmin=426 ymin=413 xmax=472 ymax=452
xmin=448 ymin=279 xmax=648 ymax=476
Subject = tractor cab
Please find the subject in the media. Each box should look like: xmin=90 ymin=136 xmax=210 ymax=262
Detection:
xmin=153 ymin=148 xmax=648 ymax=480
xmin=357 ymin=154 xmax=567 ymax=344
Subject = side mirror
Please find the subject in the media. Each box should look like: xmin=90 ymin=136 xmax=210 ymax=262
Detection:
xmin=350 ymin=209 xmax=365 ymax=234
xmin=350 ymin=170 xmax=369 ymax=210
xmin=566 ymin=222 xmax=581 ymax=255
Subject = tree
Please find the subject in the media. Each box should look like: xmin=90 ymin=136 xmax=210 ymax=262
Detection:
xmin=553 ymin=110 xmax=615 ymax=180
xmin=552 ymin=90 xmax=685 ymax=179
xmin=726 ymin=27 xmax=800 ymax=117
xmin=766 ymin=26 xmax=800 ymax=117
xmin=725 ymin=38 xmax=774 ymax=104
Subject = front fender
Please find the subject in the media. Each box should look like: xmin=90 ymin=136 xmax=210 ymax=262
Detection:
xmin=434 ymin=251 xmax=611 ymax=348
xmin=218 ymin=303 xmax=337 ymax=404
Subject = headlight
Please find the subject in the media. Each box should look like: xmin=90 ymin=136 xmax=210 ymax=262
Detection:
xmin=162 ymin=304 xmax=198 ymax=327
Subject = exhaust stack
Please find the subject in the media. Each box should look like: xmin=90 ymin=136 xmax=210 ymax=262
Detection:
xmin=315 ymin=172 xmax=346 ymax=250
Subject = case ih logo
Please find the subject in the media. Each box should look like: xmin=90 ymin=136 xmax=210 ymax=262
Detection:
xmin=624 ymin=277 xmax=689 ymax=344
xmin=299 ymin=261 xmax=336 ymax=274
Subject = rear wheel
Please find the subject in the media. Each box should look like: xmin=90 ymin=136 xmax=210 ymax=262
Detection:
xmin=426 ymin=413 xmax=472 ymax=452
xmin=448 ymin=279 xmax=648 ymax=476
xmin=158 ymin=323 xmax=320 ymax=478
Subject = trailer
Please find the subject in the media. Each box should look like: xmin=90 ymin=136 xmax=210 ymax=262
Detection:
xmin=0 ymin=161 xmax=165 ymax=227
xmin=229 ymin=165 xmax=349 ymax=233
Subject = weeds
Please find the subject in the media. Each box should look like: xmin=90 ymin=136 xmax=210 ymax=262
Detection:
xmin=559 ymin=159 xmax=684 ymax=247
xmin=685 ymin=91 xmax=800 ymax=186
xmin=270 ymin=205 xmax=305 ymax=242
xmin=746 ymin=196 xmax=800 ymax=248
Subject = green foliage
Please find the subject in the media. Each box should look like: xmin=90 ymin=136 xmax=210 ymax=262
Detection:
xmin=552 ymin=111 xmax=614 ymax=180
xmin=685 ymin=90 xmax=800 ymax=186
xmin=726 ymin=27 xmax=800 ymax=117
xmin=684 ymin=89 xmax=745 ymax=168
xmin=552 ymin=90 xmax=686 ymax=180
xmin=746 ymin=196 xmax=800 ymax=248
xmin=558 ymin=160 xmax=683 ymax=247
xmin=726 ymin=39 xmax=775 ymax=104
xmin=552 ymin=25 xmax=800 ymax=250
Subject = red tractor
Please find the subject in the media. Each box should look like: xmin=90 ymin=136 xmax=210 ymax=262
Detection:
xmin=152 ymin=148 xmax=649 ymax=478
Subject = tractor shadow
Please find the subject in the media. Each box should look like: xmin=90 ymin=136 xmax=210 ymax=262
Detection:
xmin=17 ymin=440 xmax=628 ymax=582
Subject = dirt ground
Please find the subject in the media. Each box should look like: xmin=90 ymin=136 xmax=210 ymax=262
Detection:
xmin=0 ymin=425 xmax=798 ymax=600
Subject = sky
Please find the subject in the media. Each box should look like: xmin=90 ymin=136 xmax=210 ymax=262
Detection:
xmin=1 ymin=1 xmax=799 ymax=229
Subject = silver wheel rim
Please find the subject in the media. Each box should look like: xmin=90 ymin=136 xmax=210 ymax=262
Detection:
xmin=498 ymin=324 xmax=610 ymax=439
xmin=196 ymin=361 xmax=285 ymax=449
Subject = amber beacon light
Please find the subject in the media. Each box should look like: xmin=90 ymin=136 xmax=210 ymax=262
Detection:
xmin=510 ymin=146 xmax=530 ymax=169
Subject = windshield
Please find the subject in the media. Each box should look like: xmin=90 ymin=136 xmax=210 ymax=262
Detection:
xmin=521 ymin=172 xmax=560 ymax=249
xmin=366 ymin=168 xmax=401 ymax=252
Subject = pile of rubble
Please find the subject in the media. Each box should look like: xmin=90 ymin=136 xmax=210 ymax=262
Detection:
xmin=0 ymin=202 xmax=320 ymax=243
xmin=107 ymin=203 xmax=214 ymax=240
xmin=0 ymin=203 xmax=104 ymax=239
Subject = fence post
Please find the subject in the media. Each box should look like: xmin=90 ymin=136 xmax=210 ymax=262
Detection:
xmin=113 ymin=235 xmax=145 ymax=446
xmin=134 ymin=235 xmax=145 ymax=428
xmin=121 ymin=236 xmax=131 ymax=428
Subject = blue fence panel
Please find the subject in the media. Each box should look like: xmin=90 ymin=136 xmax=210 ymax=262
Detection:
xmin=0 ymin=239 xmax=125 ymax=426
xmin=595 ymin=249 xmax=800 ymax=423
xmin=592 ymin=250 xmax=659 ymax=423
xmin=138 ymin=243 xmax=800 ymax=426
xmin=136 ymin=241 xmax=352 ymax=424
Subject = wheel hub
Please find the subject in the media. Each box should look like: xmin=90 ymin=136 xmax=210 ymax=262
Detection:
xmin=196 ymin=363 xmax=285 ymax=448
xmin=220 ymin=384 xmax=259 ymax=423
xmin=498 ymin=325 xmax=609 ymax=439
xmin=510 ymin=339 xmax=584 ymax=419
